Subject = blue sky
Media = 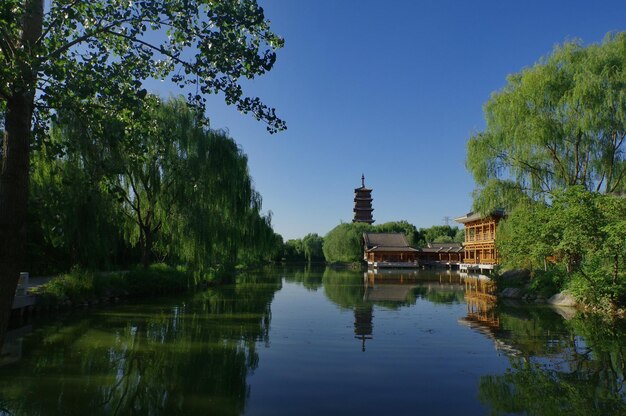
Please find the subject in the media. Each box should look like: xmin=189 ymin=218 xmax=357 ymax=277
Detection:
xmin=153 ymin=1 xmax=626 ymax=240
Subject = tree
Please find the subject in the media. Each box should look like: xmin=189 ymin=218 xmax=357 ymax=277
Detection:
xmin=301 ymin=233 xmax=324 ymax=263
xmin=323 ymin=223 xmax=372 ymax=264
xmin=0 ymin=0 xmax=285 ymax=340
xmin=419 ymin=225 xmax=459 ymax=246
xmin=467 ymin=33 xmax=626 ymax=213
xmin=497 ymin=187 xmax=626 ymax=308
xmin=322 ymin=221 xmax=420 ymax=263
xmin=29 ymin=119 xmax=126 ymax=271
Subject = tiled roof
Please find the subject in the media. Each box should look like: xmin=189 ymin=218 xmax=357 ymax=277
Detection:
xmin=366 ymin=246 xmax=420 ymax=252
xmin=454 ymin=209 xmax=506 ymax=224
xmin=363 ymin=232 xmax=410 ymax=248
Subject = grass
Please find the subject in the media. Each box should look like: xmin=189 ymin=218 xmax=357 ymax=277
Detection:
xmin=32 ymin=263 xmax=216 ymax=307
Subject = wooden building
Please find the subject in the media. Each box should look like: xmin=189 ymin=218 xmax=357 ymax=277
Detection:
xmin=353 ymin=175 xmax=374 ymax=224
xmin=416 ymin=242 xmax=464 ymax=267
xmin=363 ymin=232 xmax=419 ymax=268
xmin=455 ymin=210 xmax=505 ymax=272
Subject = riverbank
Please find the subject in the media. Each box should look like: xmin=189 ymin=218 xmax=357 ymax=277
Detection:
xmin=494 ymin=269 xmax=626 ymax=319
xmin=11 ymin=264 xmax=220 ymax=321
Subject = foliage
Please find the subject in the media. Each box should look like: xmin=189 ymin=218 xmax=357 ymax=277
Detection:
xmin=322 ymin=221 xmax=464 ymax=263
xmin=467 ymin=33 xmax=626 ymax=213
xmin=283 ymin=239 xmax=305 ymax=262
xmin=419 ymin=225 xmax=462 ymax=245
xmin=497 ymin=186 xmax=626 ymax=308
xmin=374 ymin=220 xmax=420 ymax=246
xmin=27 ymin=98 xmax=283 ymax=275
xmin=282 ymin=234 xmax=324 ymax=263
xmin=33 ymin=264 xmax=206 ymax=307
xmin=322 ymin=222 xmax=373 ymax=263
xmin=302 ymin=233 xmax=324 ymax=263
xmin=1 ymin=0 xmax=286 ymax=135
xmin=28 ymin=116 xmax=130 ymax=272
xmin=0 ymin=0 xmax=285 ymax=339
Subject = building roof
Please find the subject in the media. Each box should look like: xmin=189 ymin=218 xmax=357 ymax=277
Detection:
xmin=363 ymin=232 xmax=420 ymax=253
xmin=420 ymin=244 xmax=464 ymax=253
xmin=454 ymin=209 xmax=506 ymax=224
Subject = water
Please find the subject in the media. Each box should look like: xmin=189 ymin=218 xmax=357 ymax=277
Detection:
xmin=0 ymin=267 xmax=625 ymax=415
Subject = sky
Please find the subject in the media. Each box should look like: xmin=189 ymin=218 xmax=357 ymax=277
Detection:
xmin=152 ymin=0 xmax=626 ymax=240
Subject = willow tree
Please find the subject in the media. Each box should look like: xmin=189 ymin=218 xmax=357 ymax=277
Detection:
xmin=162 ymin=106 xmax=269 ymax=274
xmin=467 ymin=32 xmax=626 ymax=213
xmin=29 ymin=120 xmax=125 ymax=270
xmin=0 ymin=0 xmax=284 ymax=339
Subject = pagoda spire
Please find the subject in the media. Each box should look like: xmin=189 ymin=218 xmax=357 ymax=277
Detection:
xmin=361 ymin=174 xmax=365 ymax=188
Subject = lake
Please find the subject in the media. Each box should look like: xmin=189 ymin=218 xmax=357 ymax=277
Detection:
xmin=0 ymin=267 xmax=625 ymax=415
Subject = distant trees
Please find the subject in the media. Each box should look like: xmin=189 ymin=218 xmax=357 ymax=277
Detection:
xmin=323 ymin=223 xmax=372 ymax=264
xmin=419 ymin=225 xmax=462 ymax=245
xmin=282 ymin=234 xmax=324 ymax=263
xmin=467 ymin=33 xmax=626 ymax=213
xmin=321 ymin=221 xmax=462 ymax=264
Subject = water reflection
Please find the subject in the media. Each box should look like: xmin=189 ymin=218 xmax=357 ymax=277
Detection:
xmin=0 ymin=267 xmax=624 ymax=415
xmin=479 ymin=314 xmax=626 ymax=415
xmin=0 ymin=272 xmax=281 ymax=416
xmin=321 ymin=268 xmax=468 ymax=351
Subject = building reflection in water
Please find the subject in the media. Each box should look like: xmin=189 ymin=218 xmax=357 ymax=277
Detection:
xmin=353 ymin=306 xmax=373 ymax=352
xmin=356 ymin=269 xmax=466 ymax=351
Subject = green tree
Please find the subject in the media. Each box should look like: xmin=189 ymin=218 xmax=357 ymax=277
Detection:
xmin=497 ymin=187 xmax=626 ymax=307
xmin=0 ymin=0 xmax=285 ymax=340
xmin=28 ymin=122 xmax=126 ymax=271
xmin=374 ymin=220 xmax=420 ymax=247
xmin=323 ymin=221 xmax=423 ymax=263
xmin=467 ymin=33 xmax=626 ymax=213
xmin=301 ymin=233 xmax=324 ymax=263
xmin=323 ymin=223 xmax=372 ymax=263
xmin=419 ymin=225 xmax=460 ymax=246
xmin=283 ymin=239 xmax=305 ymax=262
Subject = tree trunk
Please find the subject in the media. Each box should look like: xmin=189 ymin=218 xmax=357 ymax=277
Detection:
xmin=0 ymin=0 xmax=43 ymax=345
xmin=141 ymin=227 xmax=153 ymax=269
xmin=0 ymin=95 xmax=33 ymax=345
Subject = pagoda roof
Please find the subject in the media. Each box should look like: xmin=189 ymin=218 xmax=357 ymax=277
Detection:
xmin=354 ymin=187 xmax=372 ymax=192
xmin=420 ymin=242 xmax=463 ymax=253
xmin=363 ymin=232 xmax=418 ymax=252
xmin=454 ymin=209 xmax=506 ymax=224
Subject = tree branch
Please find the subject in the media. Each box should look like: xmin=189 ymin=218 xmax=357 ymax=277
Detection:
xmin=36 ymin=0 xmax=84 ymax=45
xmin=40 ymin=18 xmax=132 ymax=62
xmin=103 ymin=29 xmax=190 ymax=68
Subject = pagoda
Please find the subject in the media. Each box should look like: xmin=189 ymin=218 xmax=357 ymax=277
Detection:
xmin=353 ymin=174 xmax=374 ymax=224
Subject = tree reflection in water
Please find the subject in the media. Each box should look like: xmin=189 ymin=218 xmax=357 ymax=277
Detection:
xmin=473 ymin=297 xmax=626 ymax=414
xmin=0 ymin=273 xmax=281 ymax=416
xmin=453 ymin=274 xmax=626 ymax=414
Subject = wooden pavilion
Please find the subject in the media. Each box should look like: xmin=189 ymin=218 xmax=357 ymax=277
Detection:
xmin=416 ymin=242 xmax=464 ymax=267
xmin=455 ymin=210 xmax=506 ymax=272
xmin=363 ymin=232 xmax=420 ymax=268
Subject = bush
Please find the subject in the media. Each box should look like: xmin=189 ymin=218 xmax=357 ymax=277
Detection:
xmin=33 ymin=263 xmax=213 ymax=307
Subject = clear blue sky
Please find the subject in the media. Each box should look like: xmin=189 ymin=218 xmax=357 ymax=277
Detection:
xmin=154 ymin=0 xmax=626 ymax=240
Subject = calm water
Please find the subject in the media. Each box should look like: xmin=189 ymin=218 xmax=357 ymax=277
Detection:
xmin=1 ymin=267 xmax=625 ymax=415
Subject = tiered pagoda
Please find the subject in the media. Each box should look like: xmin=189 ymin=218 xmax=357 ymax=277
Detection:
xmin=353 ymin=175 xmax=374 ymax=224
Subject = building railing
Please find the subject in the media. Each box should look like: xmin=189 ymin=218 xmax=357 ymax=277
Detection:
xmin=462 ymin=258 xmax=498 ymax=265
xmin=465 ymin=233 xmax=495 ymax=243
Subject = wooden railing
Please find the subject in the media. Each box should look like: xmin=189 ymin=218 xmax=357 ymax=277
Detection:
xmin=465 ymin=233 xmax=495 ymax=243
xmin=463 ymin=258 xmax=498 ymax=265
